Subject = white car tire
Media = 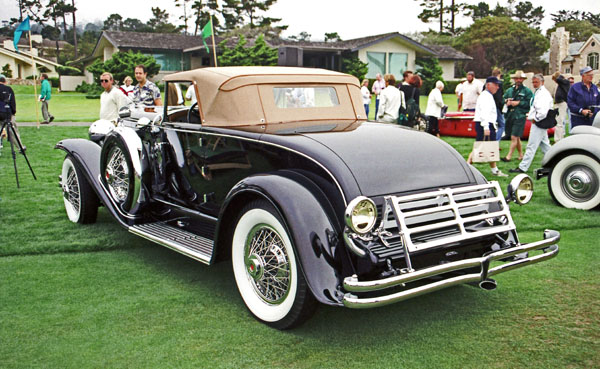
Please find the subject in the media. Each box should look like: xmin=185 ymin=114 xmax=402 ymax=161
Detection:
xmin=231 ymin=200 xmax=316 ymax=329
xmin=549 ymin=154 xmax=600 ymax=210
xmin=61 ymin=155 xmax=99 ymax=224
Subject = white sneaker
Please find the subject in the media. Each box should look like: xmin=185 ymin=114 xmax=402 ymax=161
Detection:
xmin=492 ymin=170 xmax=508 ymax=177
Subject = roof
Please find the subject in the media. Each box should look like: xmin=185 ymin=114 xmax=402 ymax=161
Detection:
xmin=163 ymin=66 xmax=365 ymax=132
xmin=102 ymin=31 xmax=208 ymax=51
xmin=275 ymin=32 xmax=436 ymax=56
xmin=0 ymin=46 xmax=62 ymax=68
xmin=424 ymin=44 xmax=473 ymax=60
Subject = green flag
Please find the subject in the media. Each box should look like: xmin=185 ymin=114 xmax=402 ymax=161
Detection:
xmin=201 ymin=20 xmax=212 ymax=53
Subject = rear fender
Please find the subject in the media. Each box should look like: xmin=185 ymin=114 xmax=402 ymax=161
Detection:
xmin=216 ymin=171 xmax=346 ymax=306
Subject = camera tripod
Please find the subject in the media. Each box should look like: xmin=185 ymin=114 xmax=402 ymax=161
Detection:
xmin=0 ymin=117 xmax=36 ymax=188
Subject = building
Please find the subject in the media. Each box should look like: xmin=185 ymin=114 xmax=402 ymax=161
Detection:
xmin=0 ymin=35 xmax=61 ymax=79
xmin=423 ymin=44 xmax=473 ymax=81
xmin=548 ymin=28 xmax=600 ymax=75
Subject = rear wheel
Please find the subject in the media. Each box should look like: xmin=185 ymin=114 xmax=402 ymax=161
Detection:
xmin=101 ymin=136 xmax=135 ymax=212
xmin=548 ymin=154 xmax=600 ymax=210
xmin=231 ymin=200 xmax=317 ymax=329
xmin=61 ymin=155 xmax=99 ymax=224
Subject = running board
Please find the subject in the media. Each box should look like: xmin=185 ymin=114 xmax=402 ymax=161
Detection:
xmin=129 ymin=222 xmax=214 ymax=264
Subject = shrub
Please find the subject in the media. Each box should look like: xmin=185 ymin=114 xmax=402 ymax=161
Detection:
xmin=75 ymin=81 xmax=103 ymax=98
xmin=57 ymin=65 xmax=82 ymax=76
xmin=342 ymin=57 xmax=369 ymax=82
xmin=2 ymin=63 xmax=13 ymax=78
xmin=87 ymin=51 xmax=160 ymax=85
xmin=49 ymin=77 xmax=60 ymax=87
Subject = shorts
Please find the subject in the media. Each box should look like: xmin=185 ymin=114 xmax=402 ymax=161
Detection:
xmin=509 ymin=117 xmax=526 ymax=137
xmin=475 ymin=122 xmax=496 ymax=141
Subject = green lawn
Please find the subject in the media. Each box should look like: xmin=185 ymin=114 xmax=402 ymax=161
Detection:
xmin=367 ymin=92 xmax=457 ymax=121
xmin=11 ymin=85 xmax=100 ymax=123
xmin=1 ymin=127 xmax=599 ymax=368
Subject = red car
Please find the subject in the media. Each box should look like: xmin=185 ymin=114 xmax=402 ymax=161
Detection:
xmin=439 ymin=111 xmax=555 ymax=139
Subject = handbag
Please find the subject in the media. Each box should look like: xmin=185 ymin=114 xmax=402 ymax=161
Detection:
xmin=535 ymin=108 xmax=558 ymax=129
xmin=472 ymin=137 xmax=500 ymax=163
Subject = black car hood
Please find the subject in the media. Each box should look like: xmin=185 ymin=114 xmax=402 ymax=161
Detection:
xmin=300 ymin=123 xmax=477 ymax=197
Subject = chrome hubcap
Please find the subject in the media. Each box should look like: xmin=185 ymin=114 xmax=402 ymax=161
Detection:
xmin=244 ymin=224 xmax=291 ymax=304
xmin=562 ymin=165 xmax=599 ymax=202
xmin=105 ymin=147 xmax=129 ymax=202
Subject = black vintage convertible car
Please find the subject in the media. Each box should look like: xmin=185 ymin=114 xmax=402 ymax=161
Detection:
xmin=57 ymin=67 xmax=559 ymax=329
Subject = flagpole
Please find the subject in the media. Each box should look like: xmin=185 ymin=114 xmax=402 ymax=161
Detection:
xmin=210 ymin=15 xmax=217 ymax=67
xmin=27 ymin=30 xmax=40 ymax=129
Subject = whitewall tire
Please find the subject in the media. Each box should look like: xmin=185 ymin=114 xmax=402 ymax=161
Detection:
xmin=61 ymin=155 xmax=99 ymax=224
xmin=231 ymin=200 xmax=316 ymax=329
xmin=549 ymin=154 xmax=600 ymax=210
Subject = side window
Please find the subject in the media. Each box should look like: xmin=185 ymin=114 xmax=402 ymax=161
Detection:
xmin=166 ymin=81 xmax=198 ymax=123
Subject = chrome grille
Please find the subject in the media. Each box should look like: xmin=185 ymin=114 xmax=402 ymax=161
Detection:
xmin=380 ymin=182 xmax=515 ymax=254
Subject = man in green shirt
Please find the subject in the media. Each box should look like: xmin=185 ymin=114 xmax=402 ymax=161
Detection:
xmin=39 ymin=73 xmax=54 ymax=124
xmin=501 ymin=70 xmax=532 ymax=162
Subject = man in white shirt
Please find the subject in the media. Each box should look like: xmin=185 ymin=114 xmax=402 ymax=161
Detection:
xmin=99 ymin=72 xmax=130 ymax=122
xmin=377 ymin=74 xmax=403 ymax=123
xmin=510 ymin=74 xmax=553 ymax=173
xmin=371 ymin=73 xmax=386 ymax=119
xmin=469 ymin=76 xmax=507 ymax=177
xmin=460 ymin=71 xmax=484 ymax=111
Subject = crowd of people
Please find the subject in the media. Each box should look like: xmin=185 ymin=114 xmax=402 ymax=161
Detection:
xmin=365 ymin=65 xmax=599 ymax=177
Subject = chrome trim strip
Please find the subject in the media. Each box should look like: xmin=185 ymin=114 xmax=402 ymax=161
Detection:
xmin=129 ymin=225 xmax=212 ymax=265
xmin=161 ymin=126 xmax=349 ymax=206
xmin=152 ymin=197 xmax=218 ymax=223
xmin=342 ymin=230 xmax=559 ymax=308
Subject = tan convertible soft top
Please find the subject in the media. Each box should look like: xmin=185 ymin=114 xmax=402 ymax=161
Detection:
xmin=164 ymin=66 xmax=367 ymax=132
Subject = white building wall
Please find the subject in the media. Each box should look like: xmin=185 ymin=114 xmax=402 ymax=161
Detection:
xmin=357 ymin=38 xmax=417 ymax=78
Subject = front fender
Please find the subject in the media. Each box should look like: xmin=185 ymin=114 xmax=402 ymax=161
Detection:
xmin=541 ymin=134 xmax=600 ymax=168
xmin=55 ymin=138 xmax=130 ymax=228
xmin=217 ymin=170 xmax=346 ymax=306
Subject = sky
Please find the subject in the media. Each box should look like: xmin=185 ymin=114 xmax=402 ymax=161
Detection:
xmin=1 ymin=0 xmax=599 ymax=40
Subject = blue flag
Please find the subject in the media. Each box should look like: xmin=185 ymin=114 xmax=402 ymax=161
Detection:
xmin=13 ymin=16 xmax=31 ymax=53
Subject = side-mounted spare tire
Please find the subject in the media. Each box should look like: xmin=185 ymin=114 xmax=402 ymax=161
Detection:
xmin=61 ymin=155 xmax=99 ymax=224
xmin=548 ymin=153 xmax=600 ymax=210
xmin=231 ymin=199 xmax=317 ymax=330
xmin=100 ymin=134 xmax=137 ymax=212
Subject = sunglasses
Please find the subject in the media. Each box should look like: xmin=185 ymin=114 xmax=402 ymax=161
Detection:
xmin=100 ymin=79 xmax=110 ymax=83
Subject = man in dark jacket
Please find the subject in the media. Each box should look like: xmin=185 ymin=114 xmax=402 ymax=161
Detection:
xmin=0 ymin=74 xmax=23 ymax=152
xmin=567 ymin=66 xmax=600 ymax=128
xmin=552 ymin=71 xmax=570 ymax=140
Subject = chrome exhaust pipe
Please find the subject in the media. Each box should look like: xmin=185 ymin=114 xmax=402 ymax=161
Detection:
xmin=479 ymin=278 xmax=497 ymax=291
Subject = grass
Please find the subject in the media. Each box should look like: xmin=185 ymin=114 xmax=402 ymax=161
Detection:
xmin=11 ymin=85 xmax=100 ymax=123
xmin=367 ymin=92 xmax=457 ymax=121
xmin=1 ymin=127 xmax=599 ymax=368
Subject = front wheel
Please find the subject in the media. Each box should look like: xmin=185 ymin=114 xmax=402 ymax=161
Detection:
xmin=61 ymin=155 xmax=99 ymax=224
xmin=101 ymin=135 xmax=135 ymax=212
xmin=231 ymin=200 xmax=317 ymax=329
xmin=548 ymin=154 xmax=600 ymax=210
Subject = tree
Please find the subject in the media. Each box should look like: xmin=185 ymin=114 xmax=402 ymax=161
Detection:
xmin=103 ymin=13 xmax=123 ymax=31
xmin=70 ymin=0 xmax=78 ymax=58
xmin=147 ymin=7 xmax=180 ymax=33
xmin=341 ymin=57 xmax=368 ymax=82
xmin=191 ymin=0 xmax=220 ymax=35
xmin=123 ymin=18 xmax=149 ymax=32
xmin=324 ymin=32 xmax=341 ymax=42
xmin=287 ymin=31 xmax=311 ymax=41
xmin=415 ymin=0 xmax=469 ymax=34
xmin=87 ymin=51 xmax=160 ymax=85
xmin=223 ymin=0 xmax=282 ymax=29
xmin=546 ymin=20 xmax=600 ymax=42
xmin=2 ymin=64 xmax=13 ymax=78
xmin=175 ymin=0 xmax=192 ymax=34
xmin=513 ymin=1 xmax=544 ymax=28
xmin=218 ymin=34 xmax=278 ymax=66
xmin=416 ymin=57 xmax=444 ymax=93
xmin=454 ymin=16 xmax=548 ymax=74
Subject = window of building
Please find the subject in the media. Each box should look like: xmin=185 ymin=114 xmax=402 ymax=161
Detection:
xmin=565 ymin=67 xmax=571 ymax=74
xmin=366 ymin=52 xmax=386 ymax=79
xmin=388 ymin=53 xmax=408 ymax=78
xmin=587 ymin=52 xmax=599 ymax=70
xmin=152 ymin=52 xmax=191 ymax=71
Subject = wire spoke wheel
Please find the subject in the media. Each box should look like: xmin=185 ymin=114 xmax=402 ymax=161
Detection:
xmin=105 ymin=146 xmax=130 ymax=203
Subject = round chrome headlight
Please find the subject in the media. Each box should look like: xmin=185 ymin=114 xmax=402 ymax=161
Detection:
xmin=345 ymin=197 xmax=377 ymax=234
xmin=508 ymin=173 xmax=534 ymax=205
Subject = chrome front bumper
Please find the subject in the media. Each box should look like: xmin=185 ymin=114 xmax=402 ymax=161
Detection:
xmin=342 ymin=229 xmax=560 ymax=308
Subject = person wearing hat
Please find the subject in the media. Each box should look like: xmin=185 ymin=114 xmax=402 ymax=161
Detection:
xmin=467 ymin=76 xmax=507 ymax=177
xmin=500 ymin=70 xmax=532 ymax=162
xmin=567 ymin=66 xmax=600 ymax=128
xmin=510 ymin=74 xmax=553 ymax=174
